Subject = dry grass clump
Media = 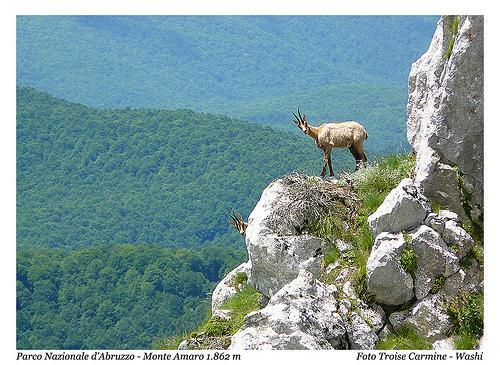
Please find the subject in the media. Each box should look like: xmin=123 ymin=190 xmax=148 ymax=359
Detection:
xmin=267 ymin=172 xmax=360 ymax=232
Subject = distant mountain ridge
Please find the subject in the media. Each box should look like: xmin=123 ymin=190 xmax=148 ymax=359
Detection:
xmin=17 ymin=16 xmax=438 ymax=151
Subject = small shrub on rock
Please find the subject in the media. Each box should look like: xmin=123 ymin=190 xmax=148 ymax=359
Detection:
xmin=400 ymin=246 xmax=418 ymax=274
xmin=430 ymin=274 xmax=445 ymax=294
xmin=231 ymin=272 xmax=248 ymax=289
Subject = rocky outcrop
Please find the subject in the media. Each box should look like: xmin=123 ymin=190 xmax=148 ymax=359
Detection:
xmin=229 ymin=270 xmax=348 ymax=350
xmin=407 ymin=16 xmax=483 ymax=221
xmin=366 ymin=199 xmax=482 ymax=343
xmin=245 ymin=175 xmax=345 ymax=298
xmin=365 ymin=16 xmax=485 ymax=338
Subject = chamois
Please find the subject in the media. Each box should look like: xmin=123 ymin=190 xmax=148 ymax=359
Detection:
xmin=292 ymin=108 xmax=368 ymax=177
xmin=229 ymin=212 xmax=247 ymax=236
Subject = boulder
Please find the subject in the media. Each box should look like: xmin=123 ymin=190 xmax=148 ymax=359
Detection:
xmin=441 ymin=220 xmax=475 ymax=259
xmin=229 ymin=270 xmax=348 ymax=350
xmin=424 ymin=209 xmax=459 ymax=235
xmin=212 ymin=309 xmax=233 ymax=321
xmin=366 ymin=232 xmax=414 ymax=305
xmin=345 ymin=303 xmax=385 ymax=350
xmin=407 ymin=16 xmax=483 ymax=219
xmin=212 ymin=261 xmax=252 ymax=311
xmin=433 ymin=337 xmax=455 ymax=350
xmin=368 ymin=178 xmax=431 ymax=237
xmin=392 ymin=294 xmax=452 ymax=341
xmin=442 ymin=258 xmax=483 ymax=299
xmin=347 ymin=312 xmax=379 ymax=350
xmin=409 ymin=225 xmax=460 ymax=300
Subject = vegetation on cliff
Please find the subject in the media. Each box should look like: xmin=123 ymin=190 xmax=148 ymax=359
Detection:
xmin=311 ymin=154 xmax=416 ymax=300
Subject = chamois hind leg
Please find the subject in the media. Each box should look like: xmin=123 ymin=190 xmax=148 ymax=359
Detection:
xmin=358 ymin=144 xmax=368 ymax=163
xmin=349 ymin=146 xmax=362 ymax=171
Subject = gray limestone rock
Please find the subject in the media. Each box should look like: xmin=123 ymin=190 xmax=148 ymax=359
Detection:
xmin=366 ymin=232 xmax=415 ymax=305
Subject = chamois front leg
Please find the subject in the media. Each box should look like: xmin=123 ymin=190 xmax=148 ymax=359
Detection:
xmin=320 ymin=151 xmax=328 ymax=177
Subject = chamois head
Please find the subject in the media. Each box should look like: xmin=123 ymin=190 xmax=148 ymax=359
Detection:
xmin=292 ymin=108 xmax=308 ymax=134
xmin=229 ymin=212 xmax=247 ymax=236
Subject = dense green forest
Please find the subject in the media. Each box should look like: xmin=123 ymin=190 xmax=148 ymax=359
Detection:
xmin=18 ymin=87 xmax=349 ymax=249
xmin=17 ymin=244 xmax=246 ymax=349
xmin=17 ymin=16 xmax=438 ymax=151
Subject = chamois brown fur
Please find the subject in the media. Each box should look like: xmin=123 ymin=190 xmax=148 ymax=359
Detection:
xmin=292 ymin=109 xmax=368 ymax=177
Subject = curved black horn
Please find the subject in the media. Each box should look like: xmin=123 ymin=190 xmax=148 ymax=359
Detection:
xmin=297 ymin=107 xmax=304 ymax=121
xmin=291 ymin=111 xmax=300 ymax=124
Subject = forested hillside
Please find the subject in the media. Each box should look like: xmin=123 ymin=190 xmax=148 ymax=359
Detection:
xmin=17 ymin=87 xmax=348 ymax=249
xmin=17 ymin=244 xmax=246 ymax=349
xmin=17 ymin=16 xmax=438 ymax=151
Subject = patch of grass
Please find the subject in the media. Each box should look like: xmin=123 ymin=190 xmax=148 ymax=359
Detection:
xmin=153 ymin=331 xmax=191 ymax=350
xmin=307 ymin=200 xmax=358 ymax=244
xmin=445 ymin=16 xmax=460 ymax=60
xmin=202 ymin=316 xmax=234 ymax=337
xmin=470 ymin=245 xmax=484 ymax=267
xmin=219 ymin=285 xmax=262 ymax=333
xmin=376 ymin=324 xmax=432 ymax=350
xmin=447 ymin=291 xmax=484 ymax=340
xmin=463 ymin=219 xmax=484 ymax=247
xmin=430 ymin=200 xmax=442 ymax=214
xmin=400 ymin=246 xmax=418 ymax=274
xmin=454 ymin=332 xmax=480 ymax=350
xmin=430 ymin=274 xmax=445 ymax=294
xmin=323 ymin=245 xmax=341 ymax=267
xmin=355 ymin=154 xmax=415 ymax=217
xmin=353 ymin=271 xmax=376 ymax=303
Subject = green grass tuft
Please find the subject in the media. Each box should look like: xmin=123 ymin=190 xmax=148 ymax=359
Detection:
xmin=430 ymin=200 xmax=442 ymax=214
xmin=323 ymin=245 xmax=341 ymax=267
xmin=231 ymin=272 xmax=248 ymax=288
xmin=454 ymin=332 xmax=480 ymax=350
xmin=430 ymin=274 xmax=445 ymax=294
xmin=445 ymin=16 xmax=460 ymax=60
xmin=376 ymin=324 xmax=432 ymax=350
xmin=155 ymin=285 xmax=262 ymax=349
xmin=219 ymin=285 xmax=262 ymax=333
xmin=197 ymin=285 xmax=262 ymax=338
xmin=400 ymin=246 xmax=418 ymax=274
